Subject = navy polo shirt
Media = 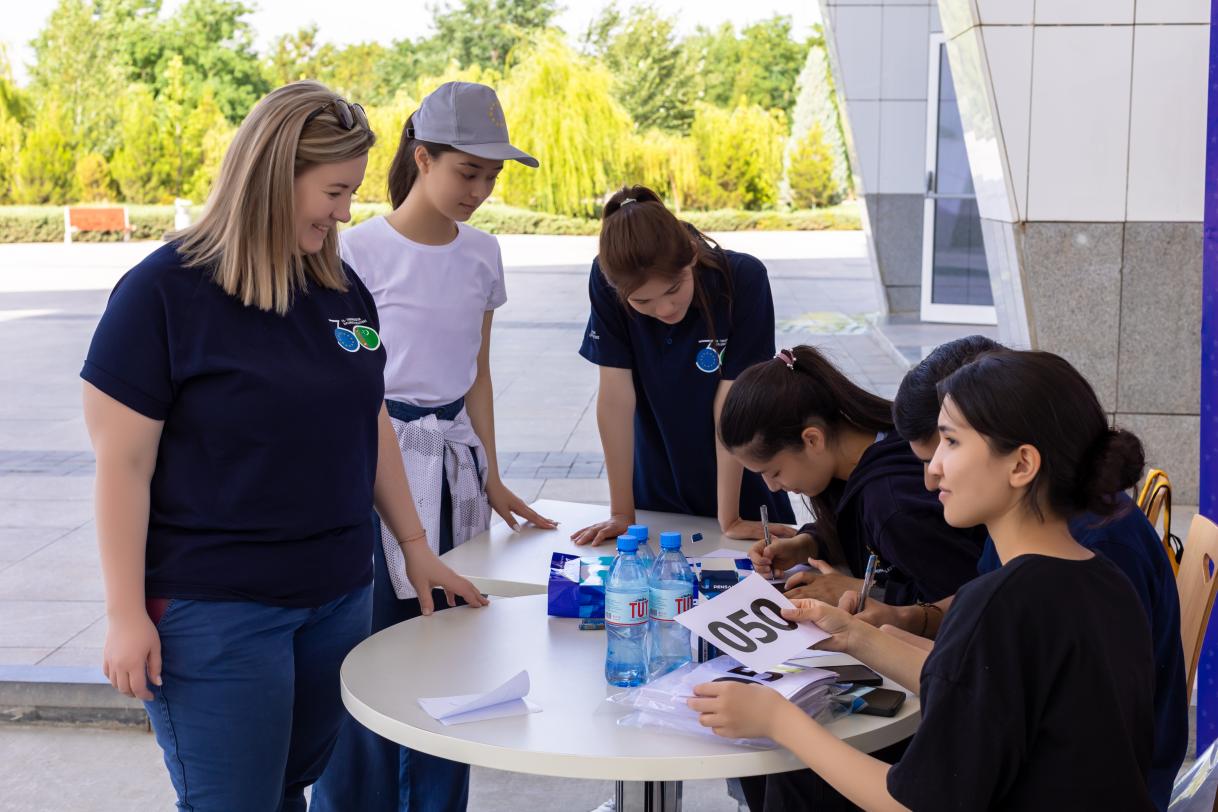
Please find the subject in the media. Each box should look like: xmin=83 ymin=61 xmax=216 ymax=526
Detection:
xmin=579 ymin=250 xmax=794 ymax=524
xmin=975 ymin=495 xmax=1187 ymax=811
xmin=81 ymin=242 xmax=385 ymax=607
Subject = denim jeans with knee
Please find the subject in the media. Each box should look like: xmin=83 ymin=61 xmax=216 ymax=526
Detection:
xmin=145 ymin=584 xmax=372 ymax=812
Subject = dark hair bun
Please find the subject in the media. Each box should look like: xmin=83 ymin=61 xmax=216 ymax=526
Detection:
xmin=603 ymin=185 xmax=664 ymax=220
xmin=1077 ymin=428 xmax=1145 ymax=514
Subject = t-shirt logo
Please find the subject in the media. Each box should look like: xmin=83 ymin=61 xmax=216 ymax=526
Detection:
xmin=331 ymin=318 xmax=381 ymax=353
xmin=695 ymin=339 xmax=727 ymax=373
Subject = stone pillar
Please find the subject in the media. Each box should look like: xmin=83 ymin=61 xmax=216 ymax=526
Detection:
xmin=820 ymin=0 xmax=942 ymax=314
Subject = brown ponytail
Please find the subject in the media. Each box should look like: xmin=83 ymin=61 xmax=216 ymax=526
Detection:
xmin=386 ymin=112 xmax=457 ymax=207
xmin=719 ymin=345 xmax=895 ymax=550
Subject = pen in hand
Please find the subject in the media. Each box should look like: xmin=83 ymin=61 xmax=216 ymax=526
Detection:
xmin=856 ymin=553 xmax=878 ymax=614
xmin=760 ymin=505 xmax=772 ymax=548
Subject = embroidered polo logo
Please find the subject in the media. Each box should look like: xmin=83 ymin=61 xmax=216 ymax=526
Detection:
xmin=695 ymin=339 xmax=728 ymax=373
xmin=331 ymin=319 xmax=381 ymax=352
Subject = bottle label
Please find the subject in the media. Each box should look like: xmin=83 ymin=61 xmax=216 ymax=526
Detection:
xmin=649 ymin=586 xmax=695 ymax=622
xmin=606 ymin=591 xmax=649 ymax=626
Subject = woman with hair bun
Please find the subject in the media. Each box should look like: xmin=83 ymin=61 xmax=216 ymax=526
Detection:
xmin=572 ymin=185 xmax=796 ymax=546
xmin=689 ymin=349 xmax=1158 ymax=811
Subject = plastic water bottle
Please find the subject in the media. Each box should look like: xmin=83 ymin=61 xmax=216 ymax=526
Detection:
xmin=605 ymin=535 xmax=651 ymax=687
xmin=628 ymin=524 xmax=655 ymax=567
xmin=648 ymin=532 xmax=697 ymax=679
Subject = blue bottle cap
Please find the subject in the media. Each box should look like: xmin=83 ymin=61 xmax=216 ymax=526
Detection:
xmin=660 ymin=532 xmax=682 ymax=550
xmin=616 ymin=534 xmax=640 ymax=552
xmin=627 ymin=524 xmax=649 ymax=540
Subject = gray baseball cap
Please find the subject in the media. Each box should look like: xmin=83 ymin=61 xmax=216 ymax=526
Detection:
xmin=411 ymin=82 xmax=539 ymax=168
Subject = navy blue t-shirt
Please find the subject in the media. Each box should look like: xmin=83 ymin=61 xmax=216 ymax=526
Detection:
xmin=975 ymin=496 xmax=1187 ymax=810
xmin=81 ymin=242 xmax=386 ymax=607
xmin=578 ymin=249 xmax=794 ymax=524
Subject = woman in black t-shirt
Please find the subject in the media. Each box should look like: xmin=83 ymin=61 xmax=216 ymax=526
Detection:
xmin=689 ymin=349 xmax=1157 ymax=811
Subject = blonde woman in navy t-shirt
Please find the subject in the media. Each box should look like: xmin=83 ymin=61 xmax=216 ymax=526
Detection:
xmin=82 ymin=81 xmax=486 ymax=811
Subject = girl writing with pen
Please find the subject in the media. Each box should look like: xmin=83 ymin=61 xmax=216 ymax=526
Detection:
xmin=572 ymin=186 xmax=797 ymax=546
xmin=721 ymin=345 xmax=984 ymax=610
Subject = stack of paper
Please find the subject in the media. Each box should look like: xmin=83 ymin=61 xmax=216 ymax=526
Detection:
xmin=417 ymin=670 xmax=541 ymax=726
xmin=607 ymin=656 xmax=840 ymax=747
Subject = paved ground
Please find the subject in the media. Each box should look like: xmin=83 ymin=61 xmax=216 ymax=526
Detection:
xmin=0 ymin=231 xmax=928 ymax=672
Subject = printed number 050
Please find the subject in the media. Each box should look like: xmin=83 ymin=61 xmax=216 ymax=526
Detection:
xmin=707 ymin=598 xmax=797 ymax=654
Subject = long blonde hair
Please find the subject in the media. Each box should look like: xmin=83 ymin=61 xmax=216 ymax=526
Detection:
xmin=176 ymin=81 xmax=376 ymax=315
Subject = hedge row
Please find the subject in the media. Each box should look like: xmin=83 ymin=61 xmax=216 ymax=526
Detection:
xmin=0 ymin=201 xmax=859 ymax=244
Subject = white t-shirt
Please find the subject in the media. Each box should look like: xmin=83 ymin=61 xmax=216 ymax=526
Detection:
xmin=340 ymin=216 xmax=507 ymax=407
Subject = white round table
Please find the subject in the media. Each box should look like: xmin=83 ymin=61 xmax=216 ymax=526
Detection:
xmin=341 ymin=595 xmax=920 ymax=811
xmin=439 ymin=499 xmax=757 ymax=598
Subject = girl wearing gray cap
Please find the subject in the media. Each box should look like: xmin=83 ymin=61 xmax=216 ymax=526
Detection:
xmin=313 ymin=81 xmax=552 ymax=812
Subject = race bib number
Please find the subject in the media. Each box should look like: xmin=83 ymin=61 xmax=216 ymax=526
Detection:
xmin=674 ymin=573 xmax=830 ymax=671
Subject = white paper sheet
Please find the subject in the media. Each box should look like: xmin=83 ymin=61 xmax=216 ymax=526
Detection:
xmin=675 ymin=573 xmax=831 ymax=671
xmin=418 ymin=670 xmax=541 ymax=726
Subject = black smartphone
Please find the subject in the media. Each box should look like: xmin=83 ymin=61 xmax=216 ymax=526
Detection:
xmin=824 ymin=664 xmax=883 ymax=687
xmin=857 ymin=687 xmax=906 ymax=717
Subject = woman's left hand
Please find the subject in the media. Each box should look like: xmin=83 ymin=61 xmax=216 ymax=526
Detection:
xmin=402 ymin=541 xmax=490 ymax=615
xmin=686 ymin=680 xmax=790 ymax=740
xmin=783 ymin=560 xmax=864 ymax=604
xmin=486 ymin=479 xmax=557 ymax=531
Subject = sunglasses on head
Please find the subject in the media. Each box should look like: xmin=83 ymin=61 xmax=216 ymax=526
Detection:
xmin=303 ymin=99 xmax=368 ymax=131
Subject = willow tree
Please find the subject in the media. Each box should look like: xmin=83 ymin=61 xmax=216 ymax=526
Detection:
xmin=620 ymin=129 xmax=698 ymax=212
xmin=498 ymin=32 xmax=632 ymax=217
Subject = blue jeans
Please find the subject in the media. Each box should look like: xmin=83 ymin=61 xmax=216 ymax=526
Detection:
xmin=312 ymin=462 xmax=471 ymax=812
xmin=144 ymin=584 xmax=373 ymax=812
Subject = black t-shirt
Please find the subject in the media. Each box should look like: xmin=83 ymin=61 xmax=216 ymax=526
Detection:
xmin=828 ymin=432 xmax=985 ymax=605
xmin=887 ymin=554 xmax=1156 ymax=811
xmin=81 ymin=243 xmax=386 ymax=607
xmin=578 ymin=248 xmax=794 ymax=524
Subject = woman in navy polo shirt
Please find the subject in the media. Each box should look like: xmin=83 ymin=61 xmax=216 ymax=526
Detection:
xmin=81 ymin=81 xmax=486 ymax=811
xmin=573 ymin=185 xmax=796 ymax=546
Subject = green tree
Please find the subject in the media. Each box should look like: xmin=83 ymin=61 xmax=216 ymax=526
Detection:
xmin=784 ymin=43 xmax=848 ymax=206
xmin=28 ymin=0 xmax=127 ymax=156
xmin=182 ymin=86 xmax=231 ymax=203
xmin=619 ymin=129 xmax=697 ymax=211
xmin=786 ymin=124 xmax=840 ymax=208
xmin=690 ymin=101 xmax=786 ymax=210
xmin=498 ymin=32 xmax=632 ymax=216
xmin=110 ymin=84 xmax=172 ymax=203
xmin=265 ymin=24 xmax=335 ymax=87
xmin=0 ymin=47 xmax=28 ymax=203
xmin=75 ymin=153 xmax=115 ymax=202
xmin=327 ymin=42 xmax=393 ymax=103
xmin=583 ymin=3 xmax=697 ymax=133
xmin=13 ymin=101 xmax=76 ymax=204
xmin=432 ymin=0 xmax=561 ymax=71
xmin=155 ymin=0 xmax=268 ymax=123
xmin=687 ymin=16 xmax=812 ymax=116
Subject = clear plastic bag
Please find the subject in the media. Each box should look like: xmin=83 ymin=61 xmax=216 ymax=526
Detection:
xmin=607 ymin=657 xmax=844 ymax=748
xmin=1168 ymin=736 xmax=1218 ymax=812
